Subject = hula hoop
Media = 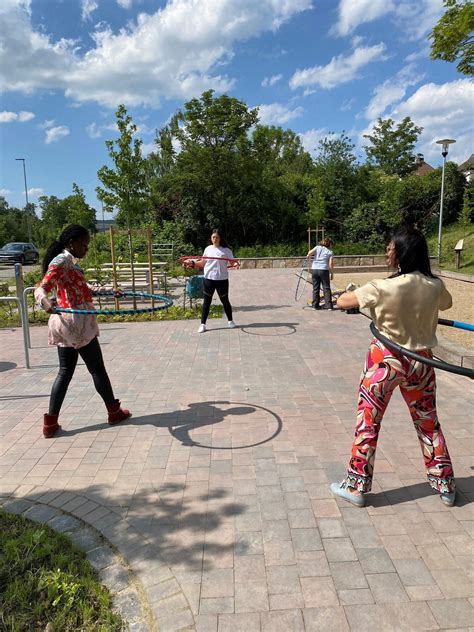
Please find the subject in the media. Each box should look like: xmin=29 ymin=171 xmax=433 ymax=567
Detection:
xmin=295 ymin=257 xmax=310 ymax=301
xmin=369 ymin=321 xmax=474 ymax=379
xmin=179 ymin=255 xmax=240 ymax=269
xmin=53 ymin=290 xmax=173 ymax=315
xmin=438 ymin=318 xmax=474 ymax=332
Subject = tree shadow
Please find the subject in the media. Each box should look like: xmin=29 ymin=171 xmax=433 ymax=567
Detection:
xmin=240 ymin=322 xmax=298 ymax=336
xmin=22 ymin=482 xmax=246 ymax=574
xmin=62 ymin=400 xmax=283 ymax=450
xmin=367 ymin=476 xmax=473 ymax=507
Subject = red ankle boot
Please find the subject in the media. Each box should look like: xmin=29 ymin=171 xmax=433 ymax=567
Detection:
xmin=106 ymin=400 xmax=131 ymax=425
xmin=43 ymin=414 xmax=61 ymax=438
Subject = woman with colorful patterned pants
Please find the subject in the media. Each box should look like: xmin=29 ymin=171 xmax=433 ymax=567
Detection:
xmin=332 ymin=226 xmax=456 ymax=507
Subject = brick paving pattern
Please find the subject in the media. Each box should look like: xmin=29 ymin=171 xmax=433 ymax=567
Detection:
xmin=0 ymin=269 xmax=473 ymax=631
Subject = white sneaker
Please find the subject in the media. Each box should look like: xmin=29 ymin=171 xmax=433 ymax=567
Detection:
xmin=228 ymin=320 xmax=237 ymax=329
xmin=198 ymin=324 xmax=206 ymax=333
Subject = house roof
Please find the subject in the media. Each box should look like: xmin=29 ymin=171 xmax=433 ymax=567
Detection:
xmin=414 ymin=161 xmax=434 ymax=176
xmin=459 ymin=154 xmax=474 ymax=171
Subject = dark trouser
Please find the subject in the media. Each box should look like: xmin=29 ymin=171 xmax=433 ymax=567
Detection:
xmin=201 ymin=278 xmax=233 ymax=324
xmin=312 ymin=269 xmax=332 ymax=309
xmin=49 ymin=337 xmax=115 ymax=415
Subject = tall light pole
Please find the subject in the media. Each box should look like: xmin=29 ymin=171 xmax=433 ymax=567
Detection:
xmin=15 ymin=158 xmax=32 ymax=243
xmin=435 ymin=139 xmax=456 ymax=262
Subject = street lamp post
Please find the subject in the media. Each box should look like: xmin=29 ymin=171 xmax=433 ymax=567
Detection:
xmin=15 ymin=158 xmax=32 ymax=243
xmin=435 ymin=139 xmax=456 ymax=262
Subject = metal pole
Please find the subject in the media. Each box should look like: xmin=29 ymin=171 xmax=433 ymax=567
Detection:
xmin=16 ymin=158 xmax=32 ymax=243
xmin=14 ymin=263 xmax=30 ymax=369
xmin=438 ymin=153 xmax=447 ymax=261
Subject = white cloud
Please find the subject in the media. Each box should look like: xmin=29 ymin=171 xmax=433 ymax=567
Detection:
xmin=0 ymin=0 xmax=312 ymax=108
xmin=360 ymin=79 xmax=474 ymax=165
xmin=332 ymin=0 xmax=444 ymax=41
xmin=340 ymin=97 xmax=355 ymax=111
xmin=333 ymin=0 xmax=394 ymax=37
xmin=86 ymin=122 xmax=102 ymax=138
xmin=81 ymin=0 xmax=98 ymax=21
xmin=261 ymin=73 xmax=283 ymax=87
xmin=0 ymin=188 xmax=12 ymax=195
xmin=290 ymin=43 xmax=386 ymax=90
xmin=117 ymin=0 xmax=133 ymax=7
xmin=27 ymin=187 xmax=44 ymax=197
xmin=364 ymin=64 xmax=423 ymax=120
xmin=0 ymin=110 xmax=35 ymax=123
xmin=257 ymin=103 xmax=304 ymax=125
xmin=40 ymin=119 xmax=56 ymax=129
xmin=45 ymin=125 xmax=70 ymax=144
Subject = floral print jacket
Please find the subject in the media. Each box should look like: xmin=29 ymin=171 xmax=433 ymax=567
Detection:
xmin=34 ymin=250 xmax=99 ymax=349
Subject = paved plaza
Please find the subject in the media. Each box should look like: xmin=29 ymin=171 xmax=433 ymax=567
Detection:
xmin=1 ymin=269 xmax=473 ymax=631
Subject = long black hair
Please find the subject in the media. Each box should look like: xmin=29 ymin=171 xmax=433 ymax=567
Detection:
xmin=42 ymin=224 xmax=89 ymax=274
xmin=210 ymin=228 xmax=230 ymax=249
xmin=390 ymin=225 xmax=436 ymax=279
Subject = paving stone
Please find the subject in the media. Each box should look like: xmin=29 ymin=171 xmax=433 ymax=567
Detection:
xmin=393 ymin=558 xmax=435 ymax=587
xmin=196 ymin=614 xmax=218 ymax=632
xmin=199 ymin=598 xmax=234 ymax=615
xmin=357 ymin=547 xmax=396 ymax=574
xmin=47 ymin=513 xmax=82 ymax=533
xmin=297 ymin=550 xmax=331 ymax=577
xmin=202 ymin=569 xmax=234 ymax=599
xmin=218 ymin=613 xmax=260 ymax=631
xmin=86 ymin=545 xmax=116 ymax=570
xmin=428 ymin=598 xmax=474 ymax=629
xmin=290 ymin=527 xmax=322 ymax=551
xmin=317 ymin=518 xmax=348 ymax=538
xmin=338 ymin=588 xmax=374 ymax=605
xmin=300 ymin=576 xmax=339 ymax=607
xmin=431 ymin=568 xmax=474 ymax=599
xmin=323 ymin=537 xmax=357 ymax=562
xmin=266 ymin=564 xmax=301 ymax=594
xmin=24 ymin=504 xmax=61 ymax=524
xmin=234 ymin=580 xmax=269 ymax=613
xmin=330 ymin=561 xmax=368 ymax=591
xmin=344 ymin=604 xmax=397 ymax=632
xmin=261 ymin=609 xmax=304 ymax=632
xmin=384 ymin=602 xmax=439 ymax=630
xmin=113 ymin=589 xmax=143 ymax=622
xmin=302 ymin=606 xmax=350 ymax=632
xmin=366 ymin=573 xmax=409 ymax=604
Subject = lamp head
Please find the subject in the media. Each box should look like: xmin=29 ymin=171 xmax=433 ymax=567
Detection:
xmin=436 ymin=138 xmax=456 ymax=157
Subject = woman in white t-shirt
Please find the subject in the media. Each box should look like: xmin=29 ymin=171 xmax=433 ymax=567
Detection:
xmin=307 ymin=238 xmax=334 ymax=309
xmin=330 ymin=226 xmax=456 ymax=508
xmin=189 ymin=229 xmax=236 ymax=333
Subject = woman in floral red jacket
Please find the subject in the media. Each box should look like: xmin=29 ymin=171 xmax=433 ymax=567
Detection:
xmin=35 ymin=224 xmax=130 ymax=438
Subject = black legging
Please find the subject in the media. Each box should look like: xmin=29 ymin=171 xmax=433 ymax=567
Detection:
xmin=311 ymin=269 xmax=333 ymax=309
xmin=201 ymin=278 xmax=233 ymax=324
xmin=49 ymin=337 xmax=115 ymax=415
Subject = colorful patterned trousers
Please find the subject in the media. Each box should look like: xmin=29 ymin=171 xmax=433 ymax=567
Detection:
xmin=347 ymin=339 xmax=455 ymax=494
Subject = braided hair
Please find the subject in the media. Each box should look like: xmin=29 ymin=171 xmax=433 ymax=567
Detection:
xmin=42 ymin=224 xmax=90 ymax=274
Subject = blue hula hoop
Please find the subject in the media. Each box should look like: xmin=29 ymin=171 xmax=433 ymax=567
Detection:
xmin=438 ymin=318 xmax=474 ymax=332
xmin=53 ymin=290 xmax=173 ymax=315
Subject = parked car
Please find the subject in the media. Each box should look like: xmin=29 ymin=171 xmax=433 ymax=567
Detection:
xmin=0 ymin=242 xmax=40 ymax=265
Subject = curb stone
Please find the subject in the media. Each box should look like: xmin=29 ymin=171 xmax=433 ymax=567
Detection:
xmin=0 ymin=496 xmax=155 ymax=632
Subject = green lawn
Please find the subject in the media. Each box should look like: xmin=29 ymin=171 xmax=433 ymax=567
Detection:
xmin=0 ymin=509 xmax=123 ymax=631
xmin=427 ymin=223 xmax=474 ymax=275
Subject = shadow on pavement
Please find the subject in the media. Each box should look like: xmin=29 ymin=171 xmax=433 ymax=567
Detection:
xmin=61 ymin=400 xmax=283 ymax=450
xmin=22 ymin=483 xmax=246 ymax=573
xmin=367 ymin=476 xmax=473 ymax=507
xmin=240 ymin=322 xmax=298 ymax=336
xmin=0 ymin=362 xmax=17 ymax=372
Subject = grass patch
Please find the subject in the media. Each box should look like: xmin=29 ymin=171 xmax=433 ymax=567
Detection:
xmin=0 ymin=304 xmax=222 ymax=329
xmin=0 ymin=509 xmax=123 ymax=631
xmin=427 ymin=222 xmax=474 ymax=275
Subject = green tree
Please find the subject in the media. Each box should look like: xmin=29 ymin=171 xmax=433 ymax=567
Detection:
xmin=63 ymin=184 xmax=96 ymax=232
xmin=363 ymin=117 xmax=423 ymax=178
xmin=96 ymin=104 xmax=150 ymax=227
xmin=313 ymin=132 xmax=358 ymax=236
xmin=429 ymin=0 xmax=474 ymax=75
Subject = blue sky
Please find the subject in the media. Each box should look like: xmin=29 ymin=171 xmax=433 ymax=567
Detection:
xmin=1 ymin=0 xmax=472 ymax=215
